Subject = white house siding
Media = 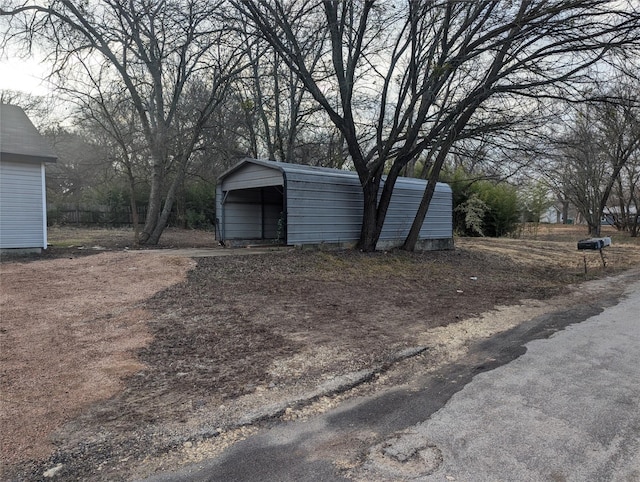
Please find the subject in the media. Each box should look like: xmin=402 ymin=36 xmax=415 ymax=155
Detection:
xmin=540 ymin=206 xmax=561 ymax=224
xmin=0 ymin=160 xmax=46 ymax=248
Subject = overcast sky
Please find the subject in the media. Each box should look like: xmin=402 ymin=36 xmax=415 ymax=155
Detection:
xmin=0 ymin=54 xmax=51 ymax=96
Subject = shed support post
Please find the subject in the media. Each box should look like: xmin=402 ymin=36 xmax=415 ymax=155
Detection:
xmin=261 ymin=188 xmax=265 ymax=240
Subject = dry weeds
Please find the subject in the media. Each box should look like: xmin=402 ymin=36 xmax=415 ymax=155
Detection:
xmin=1 ymin=224 xmax=638 ymax=480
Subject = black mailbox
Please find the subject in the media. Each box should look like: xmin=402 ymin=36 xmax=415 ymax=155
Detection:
xmin=577 ymin=237 xmax=611 ymax=250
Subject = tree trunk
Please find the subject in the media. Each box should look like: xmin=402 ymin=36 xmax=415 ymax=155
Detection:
xmin=357 ymin=179 xmax=381 ymax=252
xmin=403 ymin=90 xmax=487 ymax=251
xmin=402 ymin=144 xmax=450 ymax=251
xmin=616 ymin=176 xmax=627 ymax=231
xmin=355 ymin=161 xmax=402 ymax=252
xmin=176 ymin=183 xmax=187 ymax=229
xmin=146 ymin=154 xmax=191 ymax=245
xmin=370 ymin=161 xmax=405 ymax=247
xmin=126 ymin=169 xmax=140 ymax=247
xmin=139 ymin=155 xmax=164 ymax=244
xmin=557 ymin=193 xmax=570 ymax=224
xmin=402 ymin=174 xmax=438 ymax=251
xmin=562 ymin=201 xmax=570 ymax=224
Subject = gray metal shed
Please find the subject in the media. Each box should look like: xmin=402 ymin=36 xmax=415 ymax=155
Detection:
xmin=216 ymin=159 xmax=453 ymax=250
xmin=0 ymin=104 xmax=57 ymax=253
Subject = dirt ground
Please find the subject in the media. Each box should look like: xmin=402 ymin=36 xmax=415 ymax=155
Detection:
xmin=1 ymin=225 xmax=639 ymax=481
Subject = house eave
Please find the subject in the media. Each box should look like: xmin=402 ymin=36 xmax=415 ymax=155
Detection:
xmin=1 ymin=152 xmax=57 ymax=164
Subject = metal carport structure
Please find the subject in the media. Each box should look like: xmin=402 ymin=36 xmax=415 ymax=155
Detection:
xmin=216 ymin=159 xmax=453 ymax=250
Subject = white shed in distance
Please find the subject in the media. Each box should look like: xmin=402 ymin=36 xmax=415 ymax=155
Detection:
xmin=216 ymin=159 xmax=453 ymax=250
xmin=0 ymin=104 xmax=57 ymax=253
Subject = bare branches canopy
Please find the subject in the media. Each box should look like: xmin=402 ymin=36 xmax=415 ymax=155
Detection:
xmin=233 ymin=0 xmax=640 ymax=250
xmin=2 ymin=0 xmax=246 ymax=244
xmin=2 ymin=0 xmax=639 ymax=248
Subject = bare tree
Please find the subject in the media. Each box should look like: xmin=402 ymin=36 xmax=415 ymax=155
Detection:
xmin=1 ymin=0 xmax=246 ymax=244
xmin=610 ymin=159 xmax=640 ymax=236
xmin=233 ymin=0 xmax=640 ymax=251
xmin=557 ymin=113 xmax=612 ymax=236
xmin=599 ymin=85 xmax=640 ymax=236
xmin=235 ymin=15 xmax=335 ymax=164
xmin=550 ymin=84 xmax=640 ymax=236
xmin=72 ymin=83 xmax=150 ymax=243
xmin=44 ymin=128 xmax=112 ymax=206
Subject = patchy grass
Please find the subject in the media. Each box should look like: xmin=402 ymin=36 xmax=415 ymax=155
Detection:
xmin=518 ymin=223 xmax=640 ymax=246
xmin=3 ymin=223 xmax=639 ymax=481
xmin=47 ymin=225 xmax=216 ymax=250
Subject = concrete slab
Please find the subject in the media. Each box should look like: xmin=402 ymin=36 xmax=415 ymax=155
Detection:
xmin=136 ymin=247 xmax=291 ymax=257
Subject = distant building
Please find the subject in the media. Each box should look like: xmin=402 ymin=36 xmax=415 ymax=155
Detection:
xmin=602 ymin=206 xmax=639 ymax=226
xmin=540 ymin=205 xmax=562 ymax=224
xmin=0 ymin=104 xmax=57 ymax=253
xmin=216 ymin=159 xmax=453 ymax=250
xmin=539 ymin=201 xmax=582 ymax=225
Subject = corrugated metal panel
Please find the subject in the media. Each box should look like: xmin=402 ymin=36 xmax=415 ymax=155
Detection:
xmin=286 ymin=173 xmax=452 ymax=245
xmin=223 ymin=202 xmax=263 ymax=239
xmin=285 ymin=172 xmax=363 ymax=244
xmin=0 ymin=160 xmax=46 ymax=248
xmin=221 ymin=189 xmax=263 ymax=239
xmin=380 ymin=179 xmax=453 ymax=240
xmin=221 ymin=162 xmax=283 ymax=191
xmin=215 ymin=186 xmax=223 ymax=240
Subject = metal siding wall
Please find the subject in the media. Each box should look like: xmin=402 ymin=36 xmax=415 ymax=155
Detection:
xmin=421 ymin=186 xmax=453 ymax=238
xmin=221 ymin=163 xmax=283 ymax=191
xmin=0 ymin=161 xmax=45 ymax=248
xmin=286 ymin=173 xmax=452 ymax=245
xmin=380 ymin=181 xmax=453 ymax=240
xmin=222 ymin=190 xmax=263 ymax=239
xmin=218 ymin=164 xmax=285 ymax=240
xmin=224 ymin=204 xmax=262 ymax=239
xmin=215 ymin=187 xmax=223 ymax=237
xmin=286 ymin=172 xmax=363 ymax=244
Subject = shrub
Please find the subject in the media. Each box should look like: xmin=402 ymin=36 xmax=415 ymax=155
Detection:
xmin=475 ymin=181 xmax=520 ymax=237
xmin=454 ymin=194 xmax=488 ymax=236
xmin=181 ymin=182 xmax=216 ymax=229
xmin=442 ymin=168 xmax=520 ymax=237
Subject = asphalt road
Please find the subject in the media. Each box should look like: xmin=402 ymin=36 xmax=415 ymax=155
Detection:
xmin=142 ymin=274 xmax=640 ymax=482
